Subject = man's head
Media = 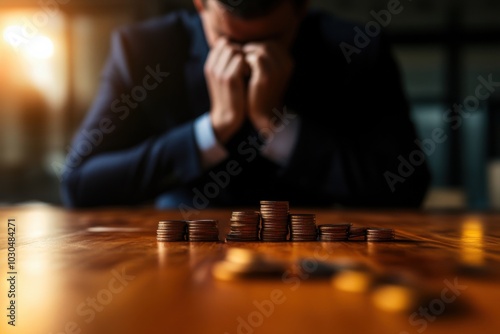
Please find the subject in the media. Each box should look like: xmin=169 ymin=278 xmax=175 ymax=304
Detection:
xmin=194 ymin=0 xmax=309 ymax=49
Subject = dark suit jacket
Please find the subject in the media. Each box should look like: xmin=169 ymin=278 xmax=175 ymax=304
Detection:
xmin=60 ymin=9 xmax=431 ymax=209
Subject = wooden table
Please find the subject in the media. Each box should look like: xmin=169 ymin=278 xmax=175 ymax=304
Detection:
xmin=1 ymin=205 xmax=499 ymax=334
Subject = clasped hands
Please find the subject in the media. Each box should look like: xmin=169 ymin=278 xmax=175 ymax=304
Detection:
xmin=205 ymin=38 xmax=294 ymax=144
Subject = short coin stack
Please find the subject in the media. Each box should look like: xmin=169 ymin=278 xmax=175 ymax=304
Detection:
xmin=318 ymin=223 xmax=352 ymax=241
xmin=226 ymin=211 xmax=261 ymax=242
xmin=289 ymin=214 xmax=318 ymax=241
xmin=366 ymin=228 xmax=395 ymax=242
xmin=186 ymin=220 xmax=220 ymax=242
xmin=348 ymin=226 xmax=367 ymax=241
xmin=259 ymin=201 xmax=289 ymax=242
xmin=157 ymin=220 xmax=186 ymax=242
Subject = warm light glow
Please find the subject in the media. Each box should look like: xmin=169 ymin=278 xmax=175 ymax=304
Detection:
xmin=332 ymin=270 xmax=373 ymax=293
xmin=23 ymin=209 xmax=53 ymax=238
xmin=371 ymin=284 xmax=417 ymax=313
xmin=3 ymin=25 xmax=54 ymax=59
xmin=26 ymin=35 xmax=54 ymax=59
xmin=3 ymin=25 xmax=23 ymax=46
xmin=460 ymin=219 xmax=485 ymax=266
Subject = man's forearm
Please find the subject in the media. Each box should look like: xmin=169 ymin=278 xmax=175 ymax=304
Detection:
xmin=280 ymin=118 xmax=431 ymax=208
xmin=61 ymin=121 xmax=202 ymax=207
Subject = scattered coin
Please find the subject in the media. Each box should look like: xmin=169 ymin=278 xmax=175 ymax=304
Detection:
xmin=332 ymin=269 xmax=374 ymax=293
xmin=212 ymin=248 xmax=286 ymax=281
xmin=370 ymin=283 xmax=419 ymax=313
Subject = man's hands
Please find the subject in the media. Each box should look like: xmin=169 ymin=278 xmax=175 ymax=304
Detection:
xmin=244 ymin=42 xmax=294 ymax=131
xmin=205 ymin=38 xmax=294 ymax=144
xmin=205 ymin=39 xmax=247 ymax=144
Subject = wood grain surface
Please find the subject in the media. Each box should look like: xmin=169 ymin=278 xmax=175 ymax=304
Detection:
xmin=0 ymin=205 xmax=499 ymax=334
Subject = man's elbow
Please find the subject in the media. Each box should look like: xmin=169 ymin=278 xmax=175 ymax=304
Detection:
xmin=60 ymin=168 xmax=88 ymax=208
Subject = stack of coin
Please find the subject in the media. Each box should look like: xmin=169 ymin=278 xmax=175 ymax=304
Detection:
xmin=318 ymin=223 xmax=352 ymax=241
xmin=348 ymin=226 xmax=367 ymax=241
xmin=259 ymin=201 xmax=289 ymax=241
xmin=226 ymin=211 xmax=261 ymax=242
xmin=289 ymin=214 xmax=318 ymax=241
xmin=157 ymin=220 xmax=186 ymax=242
xmin=186 ymin=220 xmax=220 ymax=242
xmin=366 ymin=228 xmax=395 ymax=241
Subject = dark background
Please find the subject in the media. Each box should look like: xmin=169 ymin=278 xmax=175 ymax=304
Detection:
xmin=0 ymin=0 xmax=499 ymax=210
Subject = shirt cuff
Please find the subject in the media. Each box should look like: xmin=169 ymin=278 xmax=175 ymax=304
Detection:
xmin=194 ymin=113 xmax=228 ymax=169
xmin=260 ymin=115 xmax=301 ymax=167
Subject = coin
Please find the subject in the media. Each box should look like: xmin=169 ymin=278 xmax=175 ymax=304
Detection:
xmin=348 ymin=226 xmax=367 ymax=241
xmin=260 ymin=201 xmax=289 ymax=242
xmin=156 ymin=220 xmax=187 ymax=242
xmin=289 ymin=214 xmax=317 ymax=241
xmin=318 ymin=223 xmax=352 ymax=241
xmin=186 ymin=220 xmax=220 ymax=242
xmin=226 ymin=211 xmax=261 ymax=242
xmin=366 ymin=228 xmax=395 ymax=241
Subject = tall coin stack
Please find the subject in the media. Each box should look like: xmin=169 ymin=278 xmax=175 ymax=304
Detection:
xmin=226 ymin=211 xmax=261 ymax=242
xmin=366 ymin=228 xmax=395 ymax=241
xmin=259 ymin=201 xmax=289 ymax=242
xmin=186 ymin=220 xmax=220 ymax=242
xmin=318 ymin=223 xmax=352 ymax=241
xmin=157 ymin=220 xmax=186 ymax=242
xmin=289 ymin=214 xmax=318 ymax=241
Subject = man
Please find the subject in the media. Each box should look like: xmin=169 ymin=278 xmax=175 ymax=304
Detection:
xmin=61 ymin=0 xmax=431 ymax=210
